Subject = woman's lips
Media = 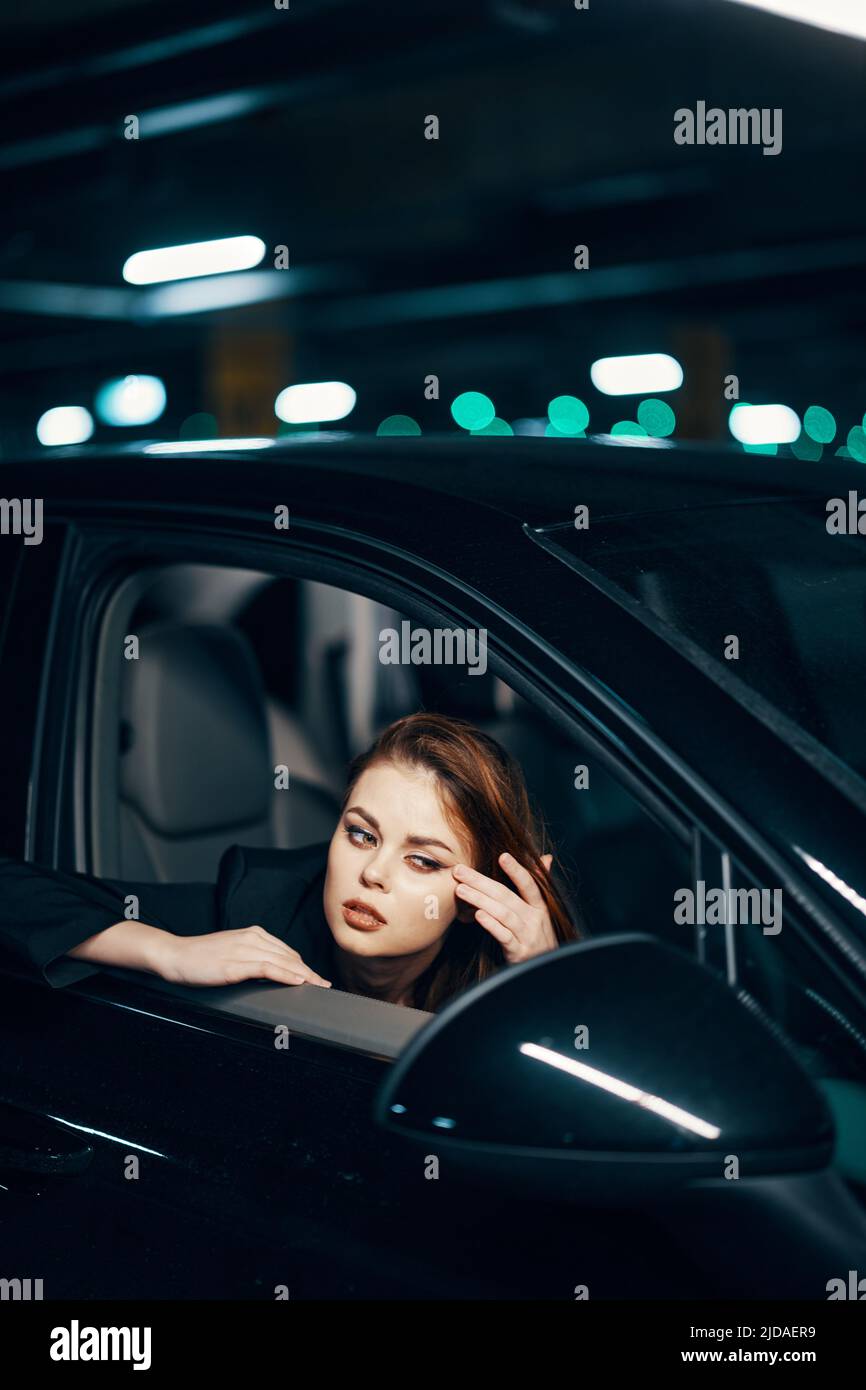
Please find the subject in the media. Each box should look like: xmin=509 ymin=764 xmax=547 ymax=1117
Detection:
xmin=341 ymin=899 xmax=387 ymax=931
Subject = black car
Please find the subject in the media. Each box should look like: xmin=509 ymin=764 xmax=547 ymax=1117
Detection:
xmin=1 ymin=433 xmax=865 ymax=1300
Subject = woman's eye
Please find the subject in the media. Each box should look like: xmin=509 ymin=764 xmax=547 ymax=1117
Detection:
xmin=407 ymin=854 xmax=442 ymax=872
xmin=346 ymin=824 xmax=376 ymax=846
xmin=344 ymin=826 xmax=440 ymax=870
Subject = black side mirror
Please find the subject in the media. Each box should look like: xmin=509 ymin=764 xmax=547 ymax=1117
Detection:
xmin=375 ymin=935 xmax=834 ymax=1203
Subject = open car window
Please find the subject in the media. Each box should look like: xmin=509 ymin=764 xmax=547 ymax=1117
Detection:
xmin=56 ymin=555 xmax=697 ymax=1042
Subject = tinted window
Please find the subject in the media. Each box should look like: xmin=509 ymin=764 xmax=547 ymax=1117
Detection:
xmin=544 ymin=498 xmax=866 ymax=787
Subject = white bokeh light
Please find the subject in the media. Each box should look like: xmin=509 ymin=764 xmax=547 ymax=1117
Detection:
xmin=36 ymin=406 xmax=94 ymax=446
xmin=590 ymin=353 xmax=683 ymax=396
xmin=96 ymin=375 xmax=166 ymax=427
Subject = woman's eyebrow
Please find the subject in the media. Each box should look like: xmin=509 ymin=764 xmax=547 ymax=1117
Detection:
xmin=405 ymin=833 xmax=456 ymax=855
xmin=346 ymin=806 xmax=455 ymax=856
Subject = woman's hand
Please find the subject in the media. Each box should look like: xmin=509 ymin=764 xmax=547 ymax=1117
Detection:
xmin=158 ymin=924 xmax=332 ymax=989
xmin=452 ymin=852 xmax=557 ymax=964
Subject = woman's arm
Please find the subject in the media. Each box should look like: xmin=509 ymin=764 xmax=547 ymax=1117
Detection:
xmin=0 ymin=855 xmax=330 ymax=989
xmin=65 ymin=917 xmax=181 ymax=977
xmin=67 ymin=917 xmax=332 ymax=988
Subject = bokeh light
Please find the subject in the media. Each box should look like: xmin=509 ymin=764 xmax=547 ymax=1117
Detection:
xmin=590 ymin=353 xmax=683 ymax=396
xmin=610 ymin=420 xmax=648 ymax=437
xmin=471 ymin=417 xmax=513 ymax=435
xmin=451 ymin=391 xmax=495 ymax=431
xmin=792 ymin=434 xmax=823 ymax=461
xmin=847 ymin=426 xmax=866 ymax=463
xmin=729 ymin=403 xmax=799 ymax=445
xmin=637 ymin=398 xmax=676 ymax=437
xmin=95 ymin=375 xmax=166 ymax=427
xmin=36 ymin=405 xmax=94 ymax=446
xmin=376 ymin=415 xmax=421 ymax=436
xmin=547 ymin=395 xmax=589 ymax=435
xmin=179 ymin=413 xmax=218 ymax=440
xmin=804 ymin=405 xmax=836 ymax=444
xmin=275 ymin=381 xmax=356 ymax=424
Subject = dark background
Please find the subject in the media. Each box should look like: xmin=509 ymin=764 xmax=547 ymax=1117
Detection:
xmin=1 ymin=0 xmax=864 ymax=450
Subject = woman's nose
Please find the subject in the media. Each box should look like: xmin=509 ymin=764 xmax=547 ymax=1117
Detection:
xmin=361 ymin=856 xmax=391 ymax=890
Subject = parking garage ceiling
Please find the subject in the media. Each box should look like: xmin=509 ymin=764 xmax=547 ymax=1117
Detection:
xmin=1 ymin=0 xmax=864 ymax=444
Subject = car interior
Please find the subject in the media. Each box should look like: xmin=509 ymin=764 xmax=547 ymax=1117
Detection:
xmin=94 ymin=562 xmax=691 ymax=945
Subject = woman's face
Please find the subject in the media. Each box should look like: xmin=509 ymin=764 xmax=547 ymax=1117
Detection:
xmin=323 ymin=760 xmax=476 ymax=958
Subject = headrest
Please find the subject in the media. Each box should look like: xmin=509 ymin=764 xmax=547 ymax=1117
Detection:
xmin=119 ymin=622 xmax=271 ymax=837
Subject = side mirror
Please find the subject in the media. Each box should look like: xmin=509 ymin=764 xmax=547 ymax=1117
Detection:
xmin=374 ymin=935 xmax=834 ymax=1203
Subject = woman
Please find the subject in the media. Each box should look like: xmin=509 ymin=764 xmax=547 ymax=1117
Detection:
xmin=0 ymin=712 xmax=583 ymax=1012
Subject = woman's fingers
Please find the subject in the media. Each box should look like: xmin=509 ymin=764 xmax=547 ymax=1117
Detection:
xmin=472 ymin=910 xmax=514 ymax=947
xmin=236 ymin=926 xmax=331 ymax=986
xmin=453 ymin=880 xmax=525 ymax=936
xmin=453 ymin=862 xmax=531 ymax=916
xmin=226 ymin=956 xmax=331 ymax=987
xmin=452 ymin=857 xmax=558 ymax=964
xmin=497 ymin=852 xmax=547 ymax=908
xmin=453 ymin=853 xmax=551 ymax=913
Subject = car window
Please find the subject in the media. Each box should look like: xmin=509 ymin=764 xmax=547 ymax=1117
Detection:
xmin=539 ymin=498 xmax=866 ymax=793
xmin=74 ymin=559 xmax=697 ymax=1016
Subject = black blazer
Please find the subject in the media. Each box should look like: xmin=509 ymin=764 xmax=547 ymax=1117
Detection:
xmin=0 ymin=841 xmax=334 ymax=989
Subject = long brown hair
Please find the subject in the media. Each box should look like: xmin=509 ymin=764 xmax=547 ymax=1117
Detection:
xmin=340 ymin=711 xmax=585 ymax=1012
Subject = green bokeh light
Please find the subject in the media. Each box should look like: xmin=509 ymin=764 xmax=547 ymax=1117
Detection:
xmin=471 ymin=417 xmax=513 ymax=436
xmin=791 ymin=434 xmax=823 ymax=462
xmin=637 ymin=398 xmax=676 ymax=437
xmin=376 ymin=414 xmax=421 ymax=436
xmin=451 ymin=391 xmax=495 ymax=431
xmin=179 ymin=412 xmax=218 ymax=440
xmin=743 ymin=442 xmax=779 ymax=454
xmin=804 ymin=405 xmax=836 ymax=444
xmin=548 ymin=395 xmax=589 ymax=436
xmin=847 ymin=426 xmax=866 ymax=463
xmin=610 ymin=420 xmax=648 ymax=437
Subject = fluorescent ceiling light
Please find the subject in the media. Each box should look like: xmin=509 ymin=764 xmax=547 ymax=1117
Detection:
xmin=144 ymin=437 xmax=274 ymax=454
xmin=122 ymin=235 xmax=265 ymax=285
xmin=36 ymin=405 xmax=94 ymax=446
xmin=590 ymin=353 xmax=683 ymax=396
xmin=275 ymin=381 xmax=356 ymax=424
xmin=726 ymin=1 xmax=866 ymax=42
xmin=729 ymin=403 xmax=800 ymax=445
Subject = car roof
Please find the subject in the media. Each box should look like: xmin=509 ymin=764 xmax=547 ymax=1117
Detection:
xmin=6 ymin=432 xmax=856 ymax=530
